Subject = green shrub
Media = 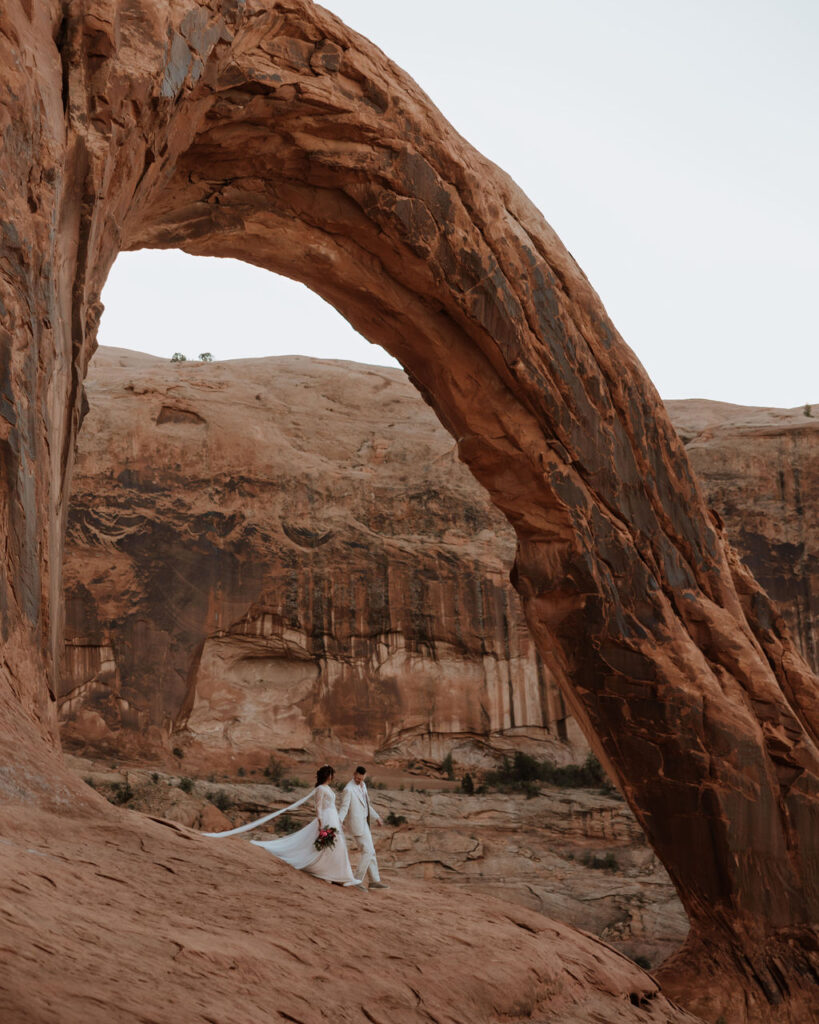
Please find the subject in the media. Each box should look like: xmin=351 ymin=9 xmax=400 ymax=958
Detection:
xmin=441 ymin=753 xmax=455 ymax=780
xmin=110 ymin=782 xmax=133 ymax=805
xmin=581 ymin=851 xmax=618 ymax=871
xmin=170 ymin=352 xmax=187 ymax=362
xmin=481 ymin=751 xmax=610 ymax=792
xmin=172 ymin=747 xmax=184 ymax=759
xmin=263 ymin=756 xmax=284 ymax=782
xmin=178 ymin=777 xmax=194 ymax=794
xmin=275 ymin=813 xmax=300 ymax=835
xmin=385 ymin=811 xmax=407 ymax=826
xmin=207 ymin=790 xmax=232 ymax=812
xmin=460 ymin=773 xmax=474 ymax=795
xmin=151 ymin=772 xmax=159 ymax=783
xmin=237 ymin=766 xmax=245 ymax=777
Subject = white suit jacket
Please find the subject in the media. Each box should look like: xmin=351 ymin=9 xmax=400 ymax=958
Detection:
xmin=338 ymin=779 xmax=381 ymax=836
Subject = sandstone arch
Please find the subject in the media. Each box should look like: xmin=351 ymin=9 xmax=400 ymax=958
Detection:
xmin=1 ymin=2 xmax=817 ymax=1021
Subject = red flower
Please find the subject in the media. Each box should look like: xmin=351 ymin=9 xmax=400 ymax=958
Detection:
xmin=314 ymin=825 xmax=338 ymax=851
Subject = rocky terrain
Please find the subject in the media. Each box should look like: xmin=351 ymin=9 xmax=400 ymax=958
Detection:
xmin=1 ymin=777 xmax=700 ymax=1024
xmin=3 ymin=1 xmax=818 ymax=1019
xmin=69 ymin=754 xmax=688 ymax=969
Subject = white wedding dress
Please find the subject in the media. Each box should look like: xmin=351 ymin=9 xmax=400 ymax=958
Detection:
xmin=252 ymin=784 xmax=359 ymax=884
xmin=205 ymin=783 xmax=360 ymax=885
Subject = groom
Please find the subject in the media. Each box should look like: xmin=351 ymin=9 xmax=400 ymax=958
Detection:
xmin=339 ymin=766 xmax=388 ymax=889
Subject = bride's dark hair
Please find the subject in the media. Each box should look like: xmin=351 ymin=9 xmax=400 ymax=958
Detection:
xmin=316 ymin=764 xmax=335 ymax=786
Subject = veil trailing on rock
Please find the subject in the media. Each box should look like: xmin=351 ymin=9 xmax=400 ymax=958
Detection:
xmin=204 ymin=784 xmax=360 ymax=885
xmin=202 ymin=788 xmax=318 ymax=838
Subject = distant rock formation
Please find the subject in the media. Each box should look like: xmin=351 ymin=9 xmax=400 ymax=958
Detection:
xmin=61 ymin=348 xmax=580 ymax=770
xmin=62 ymin=351 xmax=818 ymax=783
xmin=666 ymin=400 xmax=817 ymax=673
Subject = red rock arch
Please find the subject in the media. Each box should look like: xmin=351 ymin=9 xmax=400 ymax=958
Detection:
xmin=1 ymin=3 xmax=817 ymax=1020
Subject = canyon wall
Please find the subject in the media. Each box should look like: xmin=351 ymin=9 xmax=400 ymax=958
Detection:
xmin=666 ymin=400 xmax=817 ymax=673
xmin=61 ymin=352 xmax=818 ymax=778
xmin=61 ymin=347 xmax=578 ymax=770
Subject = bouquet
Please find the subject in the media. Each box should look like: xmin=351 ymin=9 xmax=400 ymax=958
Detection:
xmin=314 ymin=826 xmax=337 ymax=851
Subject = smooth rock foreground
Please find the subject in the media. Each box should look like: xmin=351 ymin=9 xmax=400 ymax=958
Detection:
xmin=70 ymin=755 xmax=690 ymax=969
xmin=0 ymin=794 xmax=703 ymax=1024
xmin=1 ymin=2 xmax=818 ymax=1021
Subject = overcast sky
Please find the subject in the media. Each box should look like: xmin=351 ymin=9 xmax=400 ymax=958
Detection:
xmin=99 ymin=0 xmax=818 ymax=408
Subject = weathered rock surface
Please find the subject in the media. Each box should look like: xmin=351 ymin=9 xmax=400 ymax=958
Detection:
xmin=61 ymin=353 xmax=819 ymax=782
xmin=61 ymin=347 xmax=580 ymax=770
xmin=667 ymin=400 xmax=818 ymax=673
xmin=71 ymin=754 xmax=689 ymax=967
xmin=1 ymin=2 xmax=818 ymax=1021
xmin=0 ymin=791 xmax=702 ymax=1024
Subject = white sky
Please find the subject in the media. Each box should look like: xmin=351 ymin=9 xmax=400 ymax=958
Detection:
xmin=99 ymin=0 xmax=818 ymax=407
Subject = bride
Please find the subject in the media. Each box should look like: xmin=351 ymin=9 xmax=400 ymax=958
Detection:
xmin=205 ymin=764 xmax=363 ymax=888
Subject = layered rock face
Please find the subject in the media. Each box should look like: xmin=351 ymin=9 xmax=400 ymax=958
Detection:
xmin=60 ymin=347 xmax=578 ymax=768
xmin=61 ymin=354 xmax=818 ymax=779
xmin=667 ymin=400 xmax=818 ymax=673
xmin=1 ymin=2 xmax=818 ymax=1021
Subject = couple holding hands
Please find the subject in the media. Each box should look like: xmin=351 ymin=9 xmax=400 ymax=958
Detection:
xmin=206 ymin=764 xmax=388 ymax=891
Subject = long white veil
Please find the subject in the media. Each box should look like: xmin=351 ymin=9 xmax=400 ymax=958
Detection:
xmin=202 ymin=787 xmax=317 ymax=838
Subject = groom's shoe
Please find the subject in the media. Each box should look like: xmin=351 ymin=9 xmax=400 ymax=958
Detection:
xmin=368 ymin=881 xmax=389 ymax=889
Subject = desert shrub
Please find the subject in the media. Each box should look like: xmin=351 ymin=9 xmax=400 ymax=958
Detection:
xmin=110 ymin=782 xmax=133 ymax=805
xmin=237 ymin=766 xmax=245 ymax=778
xmin=263 ymin=756 xmax=285 ymax=783
xmin=170 ymin=352 xmax=187 ymax=362
xmin=178 ymin=777 xmax=194 ymax=794
xmin=482 ymin=751 xmax=610 ymax=793
xmin=151 ymin=772 xmax=159 ymax=783
xmin=275 ymin=813 xmax=300 ymax=835
xmin=460 ymin=773 xmax=474 ymax=795
xmin=385 ymin=811 xmax=407 ymax=826
xmin=441 ymin=753 xmax=455 ymax=780
xmin=172 ymin=747 xmax=184 ymax=759
xmin=633 ymin=955 xmax=651 ymax=970
xmin=199 ymin=352 xmax=213 ymax=362
xmin=207 ymin=790 xmax=232 ymax=812
xmin=581 ymin=851 xmax=618 ymax=871
xmin=804 ymin=403 xmax=813 ymax=418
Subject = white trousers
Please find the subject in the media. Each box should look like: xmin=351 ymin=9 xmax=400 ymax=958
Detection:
xmin=350 ymin=828 xmax=380 ymax=883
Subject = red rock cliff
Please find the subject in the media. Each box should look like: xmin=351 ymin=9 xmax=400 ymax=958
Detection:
xmin=61 ymin=354 xmax=818 ymax=790
xmin=61 ymin=346 xmax=579 ymax=768
xmin=1 ymin=2 xmax=817 ymax=1020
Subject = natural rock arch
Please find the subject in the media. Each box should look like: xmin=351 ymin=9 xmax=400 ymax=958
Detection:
xmin=1 ymin=2 xmax=817 ymax=1020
